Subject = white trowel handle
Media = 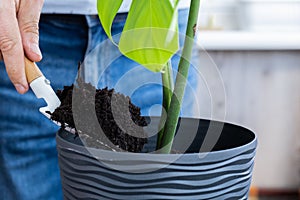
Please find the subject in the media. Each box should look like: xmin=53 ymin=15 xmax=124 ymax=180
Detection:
xmin=24 ymin=57 xmax=43 ymax=83
xmin=24 ymin=57 xmax=61 ymax=113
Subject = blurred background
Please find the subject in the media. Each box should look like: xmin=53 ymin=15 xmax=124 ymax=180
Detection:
xmin=195 ymin=0 xmax=300 ymax=199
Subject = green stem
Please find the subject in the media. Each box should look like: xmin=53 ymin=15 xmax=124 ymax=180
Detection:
xmin=156 ymin=60 xmax=174 ymax=150
xmin=159 ymin=0 xmax=200 ymax=153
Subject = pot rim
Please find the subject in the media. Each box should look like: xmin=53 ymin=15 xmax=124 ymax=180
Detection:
xmin=56 ymin=118 xmax=257 ymax=163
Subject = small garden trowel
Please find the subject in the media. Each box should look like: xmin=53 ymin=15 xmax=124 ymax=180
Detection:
xmin=24 ymin=57 xmax=61 ymax=117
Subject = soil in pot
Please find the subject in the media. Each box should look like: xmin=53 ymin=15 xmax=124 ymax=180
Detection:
xmin=49 ymin=78 xmax=148 ymax=153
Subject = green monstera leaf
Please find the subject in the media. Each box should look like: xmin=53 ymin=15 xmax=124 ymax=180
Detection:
xmin=119 ymin=0 xmax=180 ymax=72
xmin=97 ymin=0 xmax=180 ymax=72
xmin=97 ymin=0 xmax=123 ymax=43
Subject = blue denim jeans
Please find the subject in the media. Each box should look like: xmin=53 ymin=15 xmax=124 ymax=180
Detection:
xmin=0 ymin=9 xmax=199 ymax=200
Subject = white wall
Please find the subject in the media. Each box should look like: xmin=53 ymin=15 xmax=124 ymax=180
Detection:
xmin=195 ymin=50 xmax=300 ymax=189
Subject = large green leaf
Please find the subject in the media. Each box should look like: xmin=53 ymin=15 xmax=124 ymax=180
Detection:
xmin=119 ymin=0 xmax=180 ymax=72
xmin=97 ymin=0 xmax=123 ymax=42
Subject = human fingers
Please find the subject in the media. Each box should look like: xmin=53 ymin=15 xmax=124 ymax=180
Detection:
xmin=0 ymin=0 xmax=28 ymax=94
xmin=18 ymin=0 xmax=44 ymax=62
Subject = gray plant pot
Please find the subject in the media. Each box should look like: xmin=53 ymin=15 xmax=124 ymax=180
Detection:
xmin=56 ymin=117 xmax=257 ymax=200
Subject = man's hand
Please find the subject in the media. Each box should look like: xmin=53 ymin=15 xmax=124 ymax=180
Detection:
xmin=0 ymin=0 xmax=44 ymax=94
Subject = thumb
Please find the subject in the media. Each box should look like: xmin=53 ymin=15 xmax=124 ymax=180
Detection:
xmin=18 ymin=0 xmax=44 ymax=62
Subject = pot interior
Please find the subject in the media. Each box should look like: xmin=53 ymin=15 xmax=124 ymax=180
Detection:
xmin=143 ymin=117 xmax=256 ymax=153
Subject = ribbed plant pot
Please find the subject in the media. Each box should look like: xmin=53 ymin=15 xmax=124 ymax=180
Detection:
xmin=56 ymin=117 xmax=257 ymax=200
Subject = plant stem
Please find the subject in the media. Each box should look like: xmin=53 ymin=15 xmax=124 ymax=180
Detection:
xmin=159 ymin=0 xmax=200 ymax=153
xmin=156 ymin=60 xmax=174 ymax=149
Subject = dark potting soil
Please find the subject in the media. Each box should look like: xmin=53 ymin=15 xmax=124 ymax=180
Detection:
xmin=49 ymin=79 xmax=148 ymax=153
